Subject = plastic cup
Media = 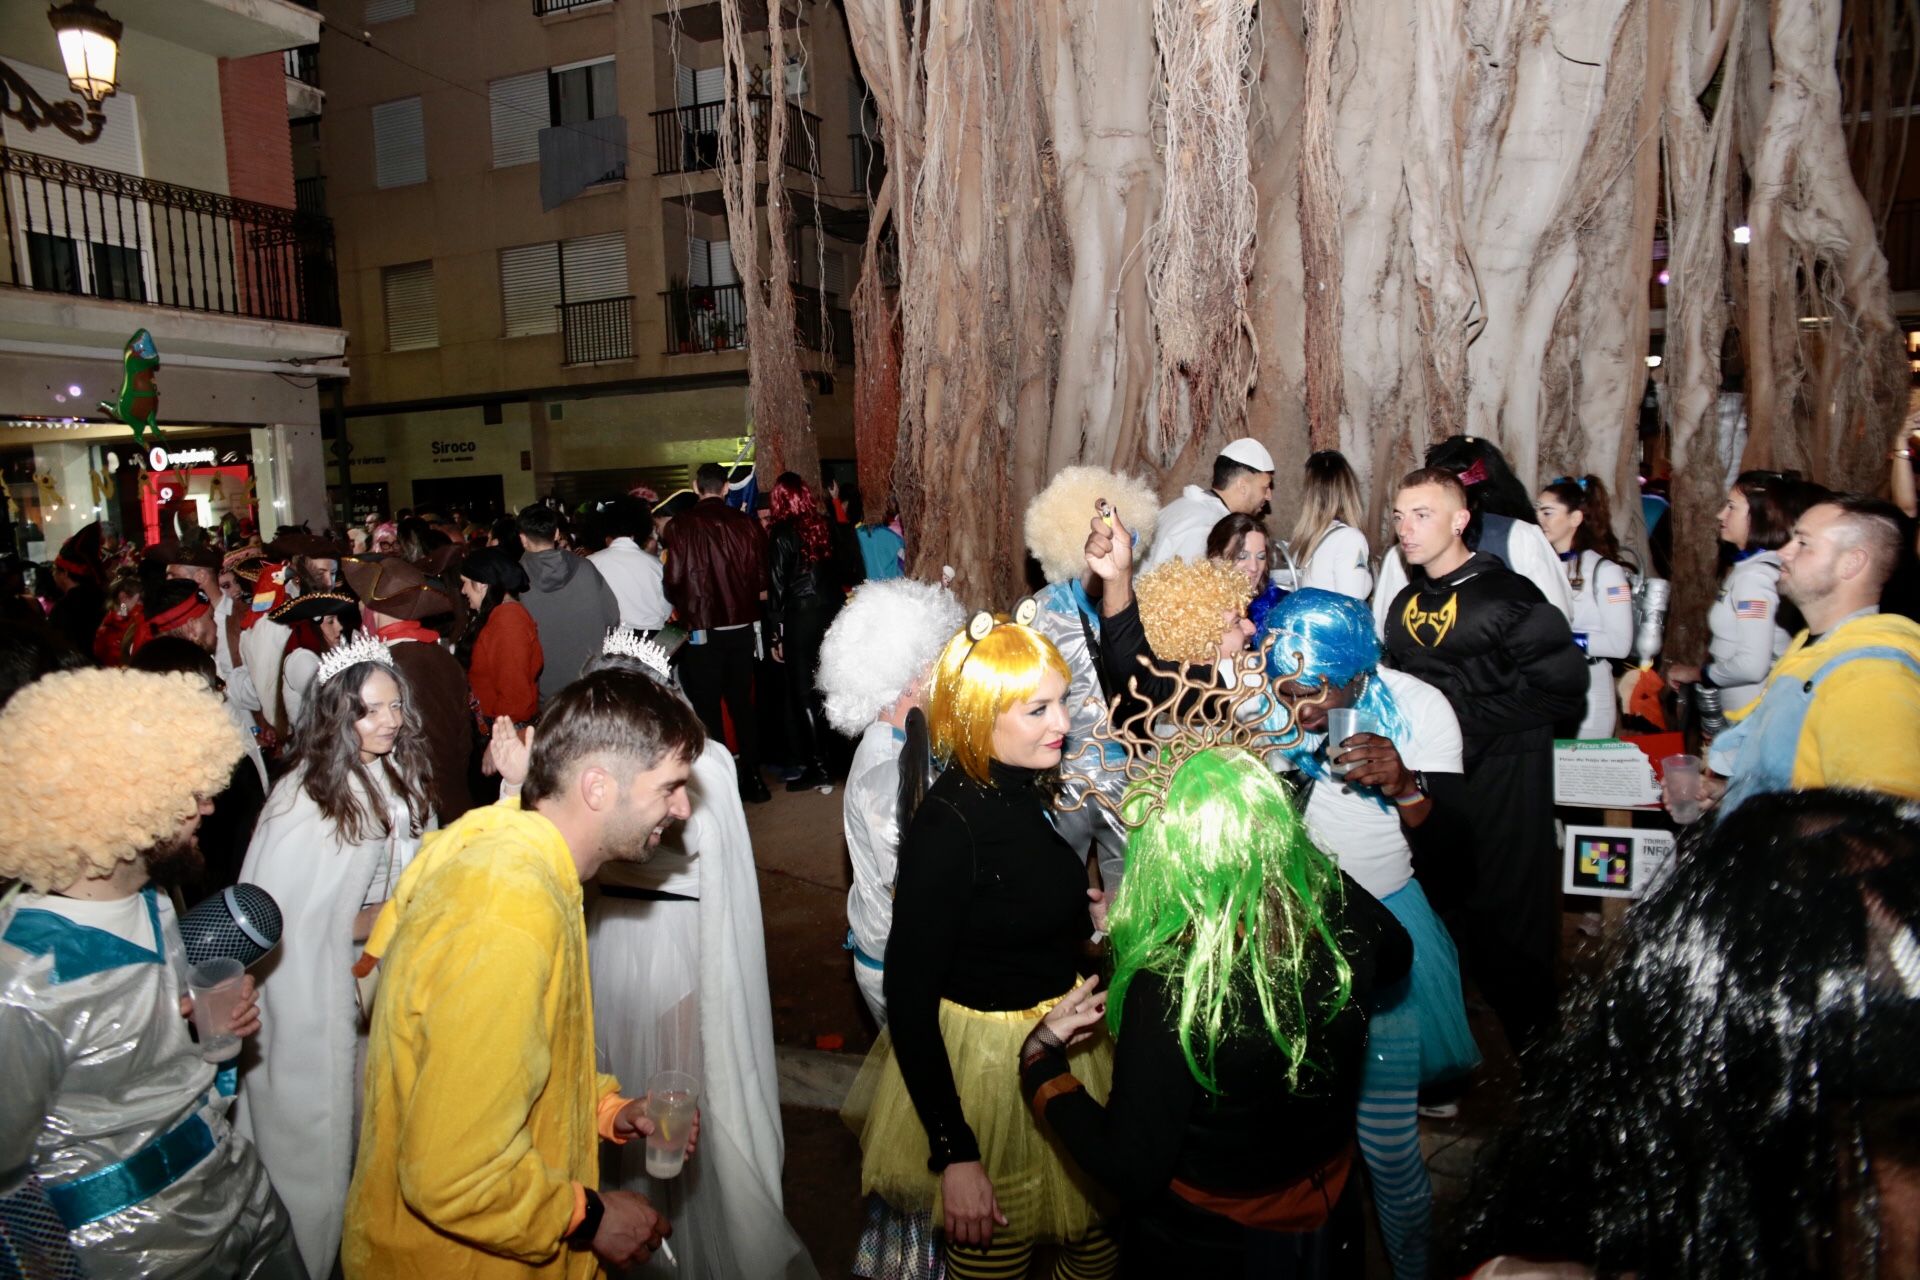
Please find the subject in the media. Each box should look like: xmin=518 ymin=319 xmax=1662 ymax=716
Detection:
xmin=644 ymin=1071 xmax=699 ymax=1179
xmin=1662 ymin=754 xmax=1705 ymax=825
xmin=1326 ymin=708 xmax=1382 ymax=778
xmin=189 ymin=957 xmax=245 ymax=1062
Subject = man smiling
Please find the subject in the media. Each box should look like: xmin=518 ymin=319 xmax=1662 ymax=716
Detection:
xmin=343 ymin=669 xmax=704 ymax=1279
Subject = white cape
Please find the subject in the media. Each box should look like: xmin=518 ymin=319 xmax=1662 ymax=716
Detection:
xmin=234 ymin=769 xmax=425 ymax=1280
xmin=589 ymin=739 xmax=815 ymax=1280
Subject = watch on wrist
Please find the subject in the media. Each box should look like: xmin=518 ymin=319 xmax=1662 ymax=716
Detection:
xmin=567 ymin=1187 xmax=604 ymax=1250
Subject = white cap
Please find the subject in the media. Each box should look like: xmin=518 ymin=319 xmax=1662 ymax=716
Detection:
xmin=1217 ymin=437 xmax=1274 ymax=473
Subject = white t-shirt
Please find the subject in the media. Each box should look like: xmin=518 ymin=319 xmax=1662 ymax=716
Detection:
xmin=590 ymin=538 xmax=672 ymax=631
xmin=1299 ymin=522 xmax=1373 ymax=600
xmin=1289 ymin=668 xmax=1462 ymax=900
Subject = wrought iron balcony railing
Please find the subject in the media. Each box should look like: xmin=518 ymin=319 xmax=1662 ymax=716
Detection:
xmin=661 ymin=281 xmax=851 ymax=363
xmin=295 ymin=175 xmax=326 ymax=215
xmin=535 ymin=0 xmax=610 ymax=12
xmin=560 ymin=295 xmax=635 ymax=364
xmin=0 ymin=147 xmax=340 ymax=327
xmin=650 ymin=96 xmax=820 ymax=177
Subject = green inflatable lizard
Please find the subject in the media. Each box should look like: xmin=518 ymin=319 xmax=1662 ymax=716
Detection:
xmin=100 ymin=328 xmax=165 ymax=452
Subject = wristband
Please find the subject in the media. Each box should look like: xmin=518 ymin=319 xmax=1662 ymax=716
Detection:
xmin=566 ymin=1187 xmax=603 ymax=1250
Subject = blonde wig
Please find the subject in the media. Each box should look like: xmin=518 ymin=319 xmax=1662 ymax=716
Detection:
xmin=925 ymin=619 xmax=1071 ymax=785
xmin=1134 ymin=557 xmax=1255 ymax=665
xmin=818 ymin=577 xmax=967 ymax=736
xmin=0 ymin=669 xmax=246 ymax=891
xmin=1023 ymin=465 xmax=1162 ymax=585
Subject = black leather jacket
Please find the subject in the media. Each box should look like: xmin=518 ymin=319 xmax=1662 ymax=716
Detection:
xmin=767 ymin=521 xmax=837 ymax=634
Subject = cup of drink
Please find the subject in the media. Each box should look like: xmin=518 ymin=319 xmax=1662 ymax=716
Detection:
xmin=1662 ymin=753 xmax=1706 ymax=825
xmin=189 ymin=957 xmax=246 ymax=1062
xmin=1325 ymin=708 xmax=1382 ymax=778
xmin=644 ymin=1071 xmax=699 ymax=1179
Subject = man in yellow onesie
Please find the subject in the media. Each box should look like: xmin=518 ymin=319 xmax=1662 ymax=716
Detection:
xmin=342 ymin=668 xmax=703 ymax=1277
xmin=1702 ymin=494 xmax=1920 ymax=815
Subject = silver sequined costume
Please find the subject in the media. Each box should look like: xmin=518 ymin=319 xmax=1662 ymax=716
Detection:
xmin=1030 ymin=579 xmax=1132 ymax=889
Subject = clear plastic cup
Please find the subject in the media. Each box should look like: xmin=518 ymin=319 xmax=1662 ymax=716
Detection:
xmin=1325 ymin=708 xmax=1382 ymax=778
xmin=644 ymin=1070 xmax=699 ymax=1179
xmin=189 ymin=957 xmax=245 ymax=1062
xmin=1662 ymin=754 xmax=1706 ymax=825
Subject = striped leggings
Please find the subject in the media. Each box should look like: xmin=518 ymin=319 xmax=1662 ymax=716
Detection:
xmin=1357 ymin=996 xmax=1430 ymax=1280
xmin=945 ymin=1225 xmax=1120 ymax=1280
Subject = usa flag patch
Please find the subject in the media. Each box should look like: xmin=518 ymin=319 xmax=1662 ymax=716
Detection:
xmin=1605 ymin=584 xmax=1632 ymax=603
xmin=1734 ymin=598 xmax=1770 ymax=620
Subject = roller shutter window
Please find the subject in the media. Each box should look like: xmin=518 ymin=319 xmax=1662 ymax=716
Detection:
xmin=365 ymin=0 xmax=414 ymax=23
xmin=489 ymin=71 xmax=547 ymax=168
xmin=561 ymin=232 xmax=628 ymax=302
xmin=383 ymin=262 xmax=438 ymax=350
xmin=501 ymin=242 xmax=561 ymax=337
xmin=372 ymin=97 xmax=426 ymax=188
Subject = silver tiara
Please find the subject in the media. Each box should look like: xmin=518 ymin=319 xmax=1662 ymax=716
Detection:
xmin=603 ymin=627 xmax=671 ymax=681
xmin=317 ymin=632 xmax=394 ymax=685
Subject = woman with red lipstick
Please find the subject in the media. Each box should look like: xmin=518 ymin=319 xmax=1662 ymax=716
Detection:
xmin=846 ymin=609 xmax=1117 ymax=1279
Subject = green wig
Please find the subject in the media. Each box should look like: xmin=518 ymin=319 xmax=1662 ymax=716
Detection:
xmin=1107 ymin=746 xmax=1352 ymax=1093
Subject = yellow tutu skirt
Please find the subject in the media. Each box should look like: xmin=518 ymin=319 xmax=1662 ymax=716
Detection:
xmin=843 ymin=993 xmax=1114 ymax=1242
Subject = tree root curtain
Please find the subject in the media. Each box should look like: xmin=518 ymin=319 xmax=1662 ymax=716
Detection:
xmin=830 ymin=0 xmax=1908 ymax=623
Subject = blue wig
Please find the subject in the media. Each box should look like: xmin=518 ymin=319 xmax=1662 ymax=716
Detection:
xmin=1258 ymin=589 xmax=1412 ymax=794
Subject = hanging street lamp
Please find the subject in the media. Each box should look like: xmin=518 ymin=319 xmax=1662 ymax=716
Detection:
xmin=1 ymin=1 xmax=124 ymax=145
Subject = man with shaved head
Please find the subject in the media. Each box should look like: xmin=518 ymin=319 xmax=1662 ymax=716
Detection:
xmin=1703 ymin=494 xmax=1920 ymax=813
xmin=1382 ymin=468 xmax=1587 ymax=1062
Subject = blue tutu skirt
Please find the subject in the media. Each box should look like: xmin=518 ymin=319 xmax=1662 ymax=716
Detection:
xmin=1374 ymin=880 xmax=1480 ymax=1085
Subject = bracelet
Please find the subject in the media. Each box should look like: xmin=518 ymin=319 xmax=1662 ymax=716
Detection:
xmin=1893 ymin=448 xmax=1914 ymax=460
xmin=1392 ymin=789 xmax=1426 ymax=807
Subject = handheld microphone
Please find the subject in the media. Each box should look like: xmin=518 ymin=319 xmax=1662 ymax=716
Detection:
xmin=179 ymin=884 xmax=283 ymax=969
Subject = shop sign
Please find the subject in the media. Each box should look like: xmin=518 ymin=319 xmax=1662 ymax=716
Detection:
xmin=147 ymin=446 xmax=218 ymax=470
xmin=431 ymin=440 xmax=479 ymax=465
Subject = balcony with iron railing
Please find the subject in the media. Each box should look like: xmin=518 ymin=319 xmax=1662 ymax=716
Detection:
xmin=0 ymin=147 xmax=340 ymax=328
xmin=295 ymin=175 xmax=326 ymax=215
xmin=536 ymin=0 xmax=612 ymax=13
xmin=560 ymin=295 xmax=635 ymax=364
xmin=651 ymin=97 xmax=821 ymax=178
xmin=660 ymin=280 xmax=849 ymax=361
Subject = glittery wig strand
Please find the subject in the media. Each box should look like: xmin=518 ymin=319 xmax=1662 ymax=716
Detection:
xmin=925 ymin=619 xmax=1070 ymax=785
xmin=1107 ymin=746 xmax=1352 ymax=1093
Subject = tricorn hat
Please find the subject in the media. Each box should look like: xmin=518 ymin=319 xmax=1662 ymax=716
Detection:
xmin=267 ymin=588 xmax=360 ymax=625
xmin=339 ymin=555 xmax=453 ymax=622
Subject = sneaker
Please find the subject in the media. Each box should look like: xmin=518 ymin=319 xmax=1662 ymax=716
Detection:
xmin=785 ymin=766 xmax=830 ymax=793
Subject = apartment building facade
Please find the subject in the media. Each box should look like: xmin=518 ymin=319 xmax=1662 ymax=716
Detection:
xmin=0 ymin=0 xmax=343 ymax=559
xmin=309 ymin=0 xmax=872 ymax=523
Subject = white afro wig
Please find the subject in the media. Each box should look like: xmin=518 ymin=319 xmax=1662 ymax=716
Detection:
xmin=0 ymin=668 xmax=246 ymax=892
xmin=1023 ymin=465 xmax=1161 ymax=585
xmin=817 ymin=577 xmax=967 ymax=735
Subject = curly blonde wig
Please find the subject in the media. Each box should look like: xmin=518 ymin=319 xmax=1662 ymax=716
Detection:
xmin=0 ymin=669 xmax=246 ymax=891
xmin=926 ymin=620 xmax=1071 ymax=785
xmin=1024 ymin=465 xmax=1162 ymax=585
xmin=1135 ymin=557 xmax=1255 ymax=665
xmin=818 ymin=577 xmax=967 ymax=736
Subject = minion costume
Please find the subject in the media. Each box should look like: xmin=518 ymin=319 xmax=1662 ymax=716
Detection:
xmin=0 ymin=669 xmax=303 ymax=1280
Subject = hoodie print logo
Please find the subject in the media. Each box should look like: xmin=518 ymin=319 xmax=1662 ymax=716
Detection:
xmin=1402 ymin=593 xmax=1460 ymax=647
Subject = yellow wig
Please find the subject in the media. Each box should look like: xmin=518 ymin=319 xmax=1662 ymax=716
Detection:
xmin=925 ymin=619 xmax=1071 ymax=785
xmin=1135 ymin=557 xmax=1256 ymax=665
xmin=0 ymin=668 xmax=246 ymax=891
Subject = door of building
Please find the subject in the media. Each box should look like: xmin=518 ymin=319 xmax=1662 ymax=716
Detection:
xmin=411 ymin=475 xmax=506 ymax=525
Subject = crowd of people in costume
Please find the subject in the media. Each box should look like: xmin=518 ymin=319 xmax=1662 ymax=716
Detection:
xmin=3 ymin=425 xmax=1920 ymax=1279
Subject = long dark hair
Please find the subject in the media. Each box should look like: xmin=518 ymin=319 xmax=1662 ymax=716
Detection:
xmin=1452 ymin=789 xmax=1920 ymax=1277
xmin=455 ymin=547 xmax=529 ymax=668
xmin=771 ymin=472 xmax=831 ymax=563
xmin=1732 ymin=469 xmax=1816 ymax=553
xmin=285 ymin=658 xmax=433 ymax=843
xmin=286 ymin=598 xmax=363 ymax=659
xmin=1205 ymin=512 xmax=1268 ymax=561
xmin=1540 ymin=474 xmax=1628 ymax=566
xmin=1427 ymin=436 xmax=1537 ymax=551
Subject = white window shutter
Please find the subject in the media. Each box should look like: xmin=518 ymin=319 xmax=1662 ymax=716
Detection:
xmin=489 ymin=72 xmax=547 ymax=168
xmin=676 ymin=65 xmax=696 ymax=108
xmin=372 ymin=98 xmax=426 ymax=188
xmin=686 ymin=236 xmax=711 ymax=286
xmin=784 ymin=63 xmax=806 ymax=100
xmin=2 ymin=60 xmax=143 ymax=173
xmin=365 ymin=0 xmax=414 ymax=23
xmin=500 ymin=243 xmax=561 ymax=336
xmin=561 ymin=232 xmax=628 ymax=301
xmin=709 ymin=239 xmax=736 ymax=286
xmin=695 ymin=66 xmax=726 ymax=105
xmin=383 ymin=262 xmax=438 ymax=350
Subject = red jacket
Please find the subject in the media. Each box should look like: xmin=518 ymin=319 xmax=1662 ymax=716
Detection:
xmin=469 ymin=599 xmax=543 ymax=724
xmin=663 ymin=496 xmax=769 ymax=631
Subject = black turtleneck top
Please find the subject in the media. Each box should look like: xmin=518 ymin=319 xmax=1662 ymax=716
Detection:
xmin=882 ymin=760 xmax=1092 ymax=1169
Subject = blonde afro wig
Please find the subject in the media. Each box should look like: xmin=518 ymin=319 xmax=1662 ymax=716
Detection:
xmin=1135 ymin=557 xmax=1256 ymax=666
xmin=0 ymin=668 xmax=246 ymax=891
xmin=817 ymin=577 xmax=967 ymax=735
xmin=1024 ymin=465 xmax=1161 ymax=585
